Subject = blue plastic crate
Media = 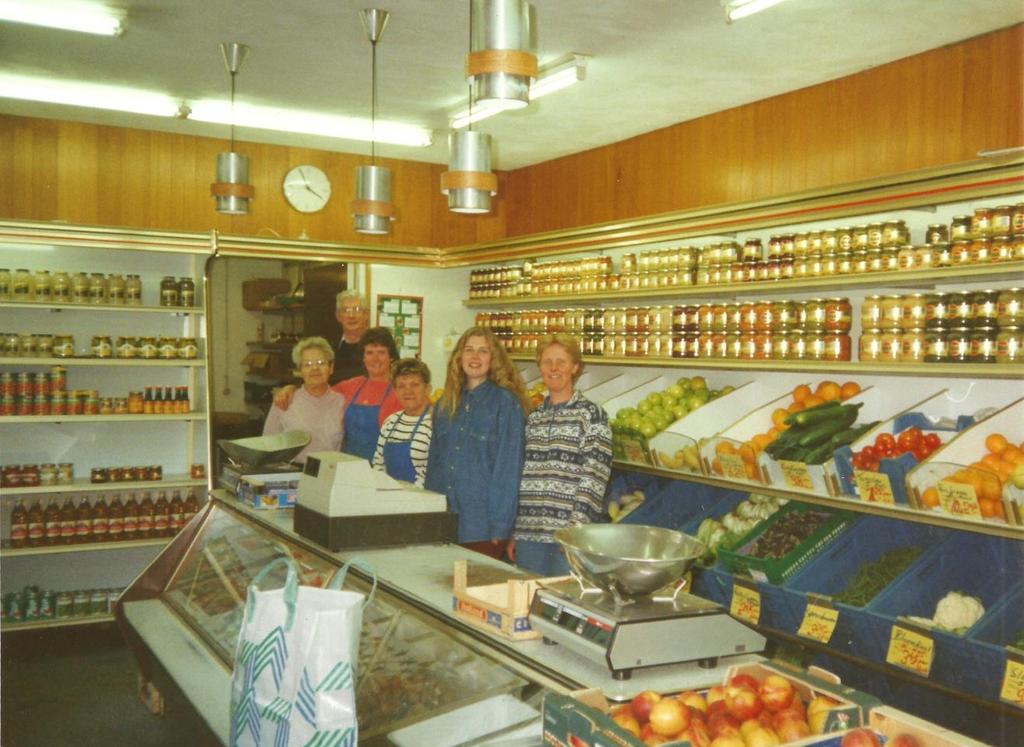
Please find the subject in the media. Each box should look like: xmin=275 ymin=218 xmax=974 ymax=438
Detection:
xmin=621 ymin=480 xmax=732 ymax=531
xmin=865 ymin=533 xmax=1024 ymax=689
xmin=963 ymin=583 xmax=1024 ymax=700
xmin=780 ymin=516 xmax=947 ymax=648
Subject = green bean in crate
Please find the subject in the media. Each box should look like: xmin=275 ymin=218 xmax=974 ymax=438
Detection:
xmin=718 ymin=503 xmax=856 ymax=584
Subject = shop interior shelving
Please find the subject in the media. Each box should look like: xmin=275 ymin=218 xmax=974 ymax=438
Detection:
xmin=0 ymin=300 xmax=203 ymax=315
xmin=2 ymin=477 xmax=206 ymax=496
xmin=2 ymin=615 xmax=113 ymax=633
xmin=0 ymin=357 xmax=205 ymax=367
xmin=1 ymin=537 xmax=169 ymax=557
xmin=0 ymin=414 xmax=206 ymax=424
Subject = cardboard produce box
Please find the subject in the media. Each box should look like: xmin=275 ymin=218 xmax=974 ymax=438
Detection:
xmin=541 ymin=660 xmax=881 ymax=747
xmin=451 ymin=559 xmax=568 ymax=641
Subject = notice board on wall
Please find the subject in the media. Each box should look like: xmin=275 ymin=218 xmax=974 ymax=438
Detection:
xmin=376 ymin=294 xmax=423 ymax=359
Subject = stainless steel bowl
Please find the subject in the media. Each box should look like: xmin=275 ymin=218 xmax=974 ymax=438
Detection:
xmin=554 ymin=524 xmax=706 ymax=601
xmin=217 ymin=430 xmax=311 ymax=466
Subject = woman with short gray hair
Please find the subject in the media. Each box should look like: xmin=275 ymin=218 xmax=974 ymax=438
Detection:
xmin=262 ymin=336 xmax=345 ymax=464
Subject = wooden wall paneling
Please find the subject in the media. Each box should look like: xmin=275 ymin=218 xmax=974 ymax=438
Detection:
xmin=503 ymin=24 xmax=1024 ymax=238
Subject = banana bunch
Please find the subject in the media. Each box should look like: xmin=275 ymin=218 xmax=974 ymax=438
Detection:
xmin=607 ymin=490 xmax=645 ymax=521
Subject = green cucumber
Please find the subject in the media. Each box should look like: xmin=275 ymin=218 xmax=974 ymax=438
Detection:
xmin=795 ymin=406 xmax=861 ymax=448
xmin=828 ymin=421 xmax=880 ymax=450
xmin=803 ymin=441 xmax=837 ymax=465
xmin=786 ymin=400 xmax=844 ymax=427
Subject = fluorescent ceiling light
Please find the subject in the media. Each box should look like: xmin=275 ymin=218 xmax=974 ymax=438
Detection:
xmin=0 ymin=0 xmax=123 ymax=36
xmin=0 ymin=73 xmax=179 ymax=117
xmin=450 ymin=53 xmax=588 ymax=130
xmin=188 ymin=100 xmax=433 ymax=148
xmin=722 ymin=0 xmax=791 ymax=22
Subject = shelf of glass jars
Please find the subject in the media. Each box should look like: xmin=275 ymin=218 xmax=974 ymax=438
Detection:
xmin=0 ymin=300 xmax=203 ymax=315
xmin=1 ymin=615 xmax=114 ymax=632
xmin=508 ymin=354 xmax=1024 ymax=379
xmin=463 ymin=261 xmax=1024 ymax=307
xmin=1 ymin=477 xmax=206 ymax=497
xmin=0 ymin=413 xmax=207 ymax=424
xmin=0 ymin=357 xmax=205 ymax=367
xmin=612 ymin=460 xmax=1024 ymax=541
xmin=0 ymin=536 xmax=169 ymax=558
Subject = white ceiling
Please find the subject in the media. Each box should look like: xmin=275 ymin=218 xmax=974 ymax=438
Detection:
xmin=1 ymin=0 xmax=1021 ymax=170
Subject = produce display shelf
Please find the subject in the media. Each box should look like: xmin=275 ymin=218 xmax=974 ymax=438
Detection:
xmin=0 ymin=357 xmax=205 ymax=367
xmin=0 ymin=476 xmax=206 ymax=496
xmin=0 ymin=413 xmax=207 ymax=424
xmin=0 ymin=537 xmax=169 ymax=557
xmin=464 ymin=261 xmax=1024 ymax=307
xmin=0 ymin=300 xmax=202 ymax=314
xmin=1 ymin=615 xmax=114 ymax=632
xmin=612 ymin=460 xmax=1024 ymax=540
xmin=512 ymin=355 xmax=1024 ymax=379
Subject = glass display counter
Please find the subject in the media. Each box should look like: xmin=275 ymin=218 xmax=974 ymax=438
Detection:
xmin=116 ymin=493 xmax=759 ymax=745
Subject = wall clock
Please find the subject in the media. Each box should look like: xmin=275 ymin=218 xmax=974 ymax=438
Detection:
xmin=282 ymin=165 xmax=332 ymax=213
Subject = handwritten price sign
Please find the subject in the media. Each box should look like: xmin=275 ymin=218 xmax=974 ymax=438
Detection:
xmin=798 ymin=601 xmax=839 ymax=643
xmin=779 ymin=460 xmax=815 ymax=491
xmin=719 ymin=453 xmax=748 ymax=481
xmin=854 ymin=470 xmax=896 ymax=505
xmin=886 ymin=624 xmax=934 ymax=677
xmin=937 ymin=480 xmax=982 ymax=519
xmin=730 ymin=582 xmax=761 ymax=625
xmin=1000 ymin=652 xmax=1024 ymax=709
xmin=621 ymin=437 xmax=649 ymax=466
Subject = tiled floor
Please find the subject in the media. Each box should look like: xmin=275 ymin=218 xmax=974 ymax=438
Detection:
xmin=1 ymin=623 xmax=218 ymax=746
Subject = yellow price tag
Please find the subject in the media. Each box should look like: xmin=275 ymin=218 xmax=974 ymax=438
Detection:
xmin=730 ymin=582 xmax=761 ymax=625
xmin=719 ymin=453 xmax=748 ymax=481
xmin=621 ymin=437 xmax=649 ymax=465
xmin=798 ymin=600 xmax=839 ymax=643
xmin=1000 ymin=652 xmax=1024 ymax=709
xmin=854 ymin=470 xmax=895 ymax=505
xmin=779 ymin=460 xmax=815 ymax=491
xmin=886 ymin=624 xmax=934 ymax=677
xmin=937 ymin=480 xmax=982 ymax=519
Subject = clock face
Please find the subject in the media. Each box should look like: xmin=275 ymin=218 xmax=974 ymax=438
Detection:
xmin=283 ymin=165 xmax=332 ymax=213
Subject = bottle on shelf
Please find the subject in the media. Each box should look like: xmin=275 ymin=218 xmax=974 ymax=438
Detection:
xmin=91 ymin=495 xmax=109 ymax=544
xmin=152 ymin=386 xmax=163 ymax=415
xmin=163 ymin=386 xmax=174 ymax=415
xmin=183 ymin=489 xmax=200 ymax=524
xmin=169 ymin=490 xmax=184 ymax=534
xmin=123 ymin=493 xmax=139 ymax=541
xmin=10 ymin=499 xmax=27 ymax=549
xmin=107 ymin=495 xmax=124 ymax=541
xmin=60 ymin=497 xmax=76 ymax=545
xmin=153 ymin=491 xmax=169 ymax=538
xmin=137 ymin=492 xmax=154 ymax=539
xmin=27 ymin=500 xmax=44 ymax=547
xmin=44 ymin=497 xmax=61 ymax=546
xmin=75 ymin=497 xmax=93 ymax=544
xmin=143 ymin=386 xmax=154 ymax=415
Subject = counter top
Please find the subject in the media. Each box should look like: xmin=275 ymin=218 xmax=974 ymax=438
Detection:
xmin=219 ymin=493 xmax=763 ymax=700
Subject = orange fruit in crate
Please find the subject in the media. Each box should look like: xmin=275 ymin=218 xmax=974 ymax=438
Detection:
xmin=979 ymin=498 xmax=1004 ymax=520
xmin=840 ymin=381 xmax=862 ymax=400
xmin=711 ymin=457 xmax=723 ymax=475
xmin=995 ymin=460 xmax=1015 ymax=481
xmin=752 ymin=433 xmax=773 ymax=451
xmin=771 ymin=408 xmax=790 ymax=429
xmin=739 ymin=443 xmax=756 ymax=465
xmin=787 ymin=400 xmax=805 ymax=414
xmin=804 ymin=395 xmax=826 ymax=409
xmin=920 ymin=487 xmax=940 ymax=508
xmin=982 ymin=453 xmax=1003 ymax=471
xmin=985 ymin=433 xmax=1009 ymax=455
xmin=715 ymin=441 xmax=737 ymax=456
xmin=767 ymin=426 xmax=781 ymax=440
xmin=1002 ymin=445 xmax=1024 ymax=465
xmin=817 ymin=381 xmax=842 ymax=402
xmin=745 ymin=462 xmax=759 ymax=480
xmin=792 ymin=384 xmax=811 ymax=404
xmin=980 ymin=477 xmax=1003 ymax=502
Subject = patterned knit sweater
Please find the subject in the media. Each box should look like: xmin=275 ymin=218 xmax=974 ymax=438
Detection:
xmin=513 ymin=390 xmax=613 ymax=543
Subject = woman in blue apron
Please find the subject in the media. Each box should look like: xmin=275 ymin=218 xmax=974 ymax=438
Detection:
xmin=371 ymin=359 xmax=433 ymax=486
xmin=270 ymin=327 xmax=401 ymax=461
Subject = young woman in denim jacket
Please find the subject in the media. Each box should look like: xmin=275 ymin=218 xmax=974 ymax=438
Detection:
xmin=425 ymin=327 xmax=530 ymax=559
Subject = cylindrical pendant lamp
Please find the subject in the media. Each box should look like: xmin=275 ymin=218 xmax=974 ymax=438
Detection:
xmin=467 ymin=0 xmax=536 ymax=109
xmin=211 ymin=151 xmax=253 ymax=215
xmin=352 ymin=164 xmax=394 ymax=235
xmin=441 ymin=130 xmax=497 ymax=214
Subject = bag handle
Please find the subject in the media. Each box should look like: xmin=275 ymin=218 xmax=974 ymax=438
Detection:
xmin=246 ymin=556 xmax=300 ymax=630
xmin=329 ymin=558 xmax=377 ymax=608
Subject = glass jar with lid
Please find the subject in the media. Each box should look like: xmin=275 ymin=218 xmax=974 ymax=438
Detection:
xmin=51 ymin=271 xmax=71 ymax=302
xmin=996 ymin=288 xmax=1024 ymax=327
xmin=33 ymin=270 xmax=52 ymax=301
xmin=13 ymin=268 xmax=34 ymax=300
xmin=970 ymin=237 xmax=991 ymax=264
xmin=1013 ymin=203 xmax=1024 ymax=234
xmin=996 ymin=327 xmax=1023 ymax=363
xmin=883 ymin=220 xmax=906 ymax=245
xmin=824 ymin=333 xmax=852 ymax=362
xmin=899 ymin=329 xmax=925 ymax=363
xmin=754 ymin=301 xmax=775 ymax=332
xmin=859 ymin=329 xmax=883 ymax=362
xmin=924 ymin=329 xmax=949 ymax=363
xmin=801 ymin=298 xmax=827 ymax=330
xmin=88 ymin=273 xmax=107 ymax=303
xmin=879 ymin=328 xmax=903 ymax=362
xmin=970 ymin=327 xmax=998 ymax=363
xmin=787 ymin=330 xmax=807 ymax=361
xmin=946 ymin=326 xmax=973 ymax=363
xmin=0 ymin=268 xmax=10 ymax=300
xmin=820 ymin=250 xmax=838 ymax=277
xmin=900 ymin=294 xmax=927 ymax=330
xmin=897 ymin=246 xmax=917 ymax=271
xmin=861 ymin=295 xmax=884 ymax=328
xmin=949 ymin=215 xmax=971 ymax=240
xmin=914 ymin=245 xmax=936 ymax=269
xmin=836 ymin=227 xmax=854 ymax=252
xmin=125 ymin=274 xmax=142 ymax=305
xmin=992 ymin=205 xmax=1013 ymax=235
xmin=925 ymin=224 xmax=949 ymax=244
xmin=972 ymin=207 xmax=993 ymax=237
xmin=925 ymin=293 xmax=950 ymax=329
xmin=774 ymin=300 xmax=798 ymax=330
xmin=804 ymin=329 xmax=827 ymax=361
xmin=947 ymin=292 xmax=973 ymax=326
xmin=91 ymin=335 xmax=113 ymax=358
xmin=971 ymin=290 xmax=999 ymax=327
xmin=991 ymin=235 xmax=1012 ymax=262
xmin=867 ymin=223 xmax=885 ymax=249
xmin=771 ymin=333 xmax=791 ymax=360
xmin=825 ymin=298 xmax=852 ymax=331
xmin=107 ymin=273 xmax=126 ymax=304
xmin=879 ymin=247 xmax=898 ymax=272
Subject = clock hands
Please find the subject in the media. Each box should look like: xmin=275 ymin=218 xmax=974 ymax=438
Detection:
xmin=298 ymin=167 xmax=325 ymax=200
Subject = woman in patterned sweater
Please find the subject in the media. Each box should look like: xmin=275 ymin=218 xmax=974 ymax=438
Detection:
xmin=511 ymin=334 xmax=613 ymax=576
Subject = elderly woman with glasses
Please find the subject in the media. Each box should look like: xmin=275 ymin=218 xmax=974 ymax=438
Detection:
xmin=262 ymin=336 xmax=346 ymax=464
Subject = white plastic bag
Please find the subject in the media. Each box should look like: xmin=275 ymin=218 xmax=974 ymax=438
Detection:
xmin=229 ymin=557 xmax=376 ymax=747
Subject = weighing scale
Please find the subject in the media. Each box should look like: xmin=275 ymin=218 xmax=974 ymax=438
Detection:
xmin=529 ymin=579 xmax=766 ymax=681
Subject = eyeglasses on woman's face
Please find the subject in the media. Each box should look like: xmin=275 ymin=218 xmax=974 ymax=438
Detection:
xmin=301 ymin=358 xmax=330 ymax=369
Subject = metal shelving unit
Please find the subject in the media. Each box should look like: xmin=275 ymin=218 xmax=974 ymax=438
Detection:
xmin=0 ymin=300 xmax=202 ymax=315
xmin=0 ymin=413 xmax=207 ymax=424
xmin=1 ymin=476 xmax=205 ymax=496
xmin=0 ymin=357 xmax=204 ymax=367
xmin=2 ymin=615 xmax=114 ymax=633
xmin=1 ymin=537 xmax=169 ymax=558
